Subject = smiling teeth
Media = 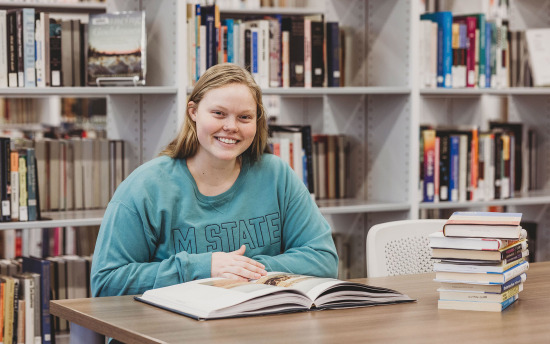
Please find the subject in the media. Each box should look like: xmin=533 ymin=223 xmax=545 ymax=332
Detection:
xmin=218 ymin=137 xmax=237 ymax=144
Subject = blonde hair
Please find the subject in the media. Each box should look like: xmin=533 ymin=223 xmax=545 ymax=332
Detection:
xmin=159 ymin=63 xmax=268 ymax=161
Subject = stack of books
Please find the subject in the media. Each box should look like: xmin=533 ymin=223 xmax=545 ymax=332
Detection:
xmin=430 ymin=211 xmax=530 ymax=312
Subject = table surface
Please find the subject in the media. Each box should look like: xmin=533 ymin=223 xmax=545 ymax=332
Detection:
xmin=50 ymin=261 xmax=550 ymax=344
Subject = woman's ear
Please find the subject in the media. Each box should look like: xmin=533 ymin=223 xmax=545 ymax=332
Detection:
xmin=188 ymin=101 xmax=197 ymax=121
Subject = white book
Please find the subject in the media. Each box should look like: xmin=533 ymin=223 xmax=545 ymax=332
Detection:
xmin=92 ymin=139 xmax=101 ymax=208
xmin=0 ymin=10 xmax=8 ymax=88
xmin=282 ymin=31 xmax=290 ymax=87
xmin=304 ymin=17 xmax=312 ymax=88
xmin=82 ymin=139 xmax=94 ymax=209
xmin=99 ymin=139 xmax=110 ymax=207
xmin=525 ymin=28 xmax=550 ymax=86
xmin=64 ymin=140 xmax=74 ymax=210
xmin=72 ymin=138 xmax=84 ymax=210
xmin=199 ymin=25 xmax=206 ymax=77
xmin=22 ymin=8 xmax=36 ymax=87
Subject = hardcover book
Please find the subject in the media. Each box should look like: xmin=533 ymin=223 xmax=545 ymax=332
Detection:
xmin=431 ymin=240 xmax=527 ymax=261
xmin=428 ymin=231 xmax=525 ymax=251
xmin=434 ymin=260 xmax=529 ymax=284
xmin=443 ymin=211 xmax=523 ymax=239
xmin=87 ymin=11 xmax=146 ymax=86
xmin=135 ymin=272 xmax=414 ymax=320
xmin=438 ymin=294 xmax=518 ymax=312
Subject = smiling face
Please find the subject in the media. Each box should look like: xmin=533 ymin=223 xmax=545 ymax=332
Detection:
xmin=188 ymin=83 xmax=258 ymax=166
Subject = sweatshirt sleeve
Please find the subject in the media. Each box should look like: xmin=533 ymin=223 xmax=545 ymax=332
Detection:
xmin=91 ymin=201 xmax=212 ymax=297
xmin=252 ymin=185 xmax=339 ymax=279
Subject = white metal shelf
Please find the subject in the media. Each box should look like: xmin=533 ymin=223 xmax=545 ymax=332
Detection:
xmin=418 ymin=190 xmax=550 ymax=210
xmin=0 ymin=86 xmax=177 ymax=97
xmin=317 ymin=199 xmax=410 ymax=215
xmin=0 ymin=209 xmax=105 ymax=230
xmin=421 ymin=87 xmax=550 ymax=96
xmin=0 ymin=1 xmax=106 ymax=12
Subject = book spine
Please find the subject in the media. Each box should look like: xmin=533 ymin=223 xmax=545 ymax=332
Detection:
xmin=422 ymin=129 xmax=436 ymax=202
xmin=449 ymin=135 xmax=459 ymax=201
xmin=18 ymin=153 xmax=28 ymax=222
xmin=0 ymin=10 xmax=8 ymax=88
xmin=326 ymin=21 xmax=340 ymax=87
xmin=1 ymin=138 xmax=11 ymax=221
xmin=16 ymin=9 xmax=24 ymax=87
xmin=49 ymin=20 xmax=62 ymax=87
xmin=7 ymin=10 xmax=18 ymax=87
xmin=421 ymin=12 xmax=453 ymax=87
xmin=289 ymin=17 xmax=305 ymax=87
xmin=10 ymin=150 xmax=19 ymax=221
xmin=26 ymin=148 xmax=37 ymax=221
xmin=311 ymin=20 xmax=324 ymax=87
xmin=437 ymin=131 xmax=450 ymax=201
xmin=501 ymin=294 xmax=519 ymax=310
xmin=22 ymin=8 xmax=35 ymax=87
xmin=476 ymin=14 xmax=486 ymax=88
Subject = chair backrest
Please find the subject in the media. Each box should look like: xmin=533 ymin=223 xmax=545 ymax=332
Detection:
xmin=366 ymin=219 xmax=446 ymax=278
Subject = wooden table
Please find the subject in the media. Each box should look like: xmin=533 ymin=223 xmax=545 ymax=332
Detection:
xmin=50 ymin=261 xmax=550 ymax=343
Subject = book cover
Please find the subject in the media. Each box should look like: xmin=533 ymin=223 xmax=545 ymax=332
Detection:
xmin=6 ymin=10 xmax=18 ymax=87
xmin=444 ymin=211 xmax=522 ymax=228
xmin=135 ymin=272 xmax=413 ymax=320
xmin=88 ymin=11 xmax=146 ymax=86
xmin=0 ymin=137 xmax=12 ymax=221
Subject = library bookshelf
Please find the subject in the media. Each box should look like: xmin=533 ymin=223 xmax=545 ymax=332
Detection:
xmin=2 ymin=0 xmax=550 ymax=280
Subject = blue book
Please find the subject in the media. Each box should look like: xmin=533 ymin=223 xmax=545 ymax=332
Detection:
xmin=201 ymin=5 xmax=216 ymax=69
xmin=195 ymin=4 xmax=201 ymax=81
xmin=22 ymin=257 xmax=52 ymax=344
xmin=420 ymin=12 xmax=453 ymax=88
xmin=22 ymin=8 xmax=35 ymax=87
xmin=485 ymin=21 xmax=492 ymax=87
xmin=223 ymin=19 xmax=234 ymax=63
xmin=449 ymin=135 xmax=460 ymax=201
xmin=251 ymin=29 xmax=259 ymax=79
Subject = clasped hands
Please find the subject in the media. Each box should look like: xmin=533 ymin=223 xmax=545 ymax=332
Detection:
xmin=211 ymin=245 xmax=268 ymax=281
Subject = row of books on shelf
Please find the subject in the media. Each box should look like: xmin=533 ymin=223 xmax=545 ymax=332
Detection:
xmin=419 ymin=11 xmax=511 ymax=89
xmin=1 ymin=225 xmax=99 ymax=260
xmin=0 ymin=8 xmax=146 ymax=88
xmin=268 ymin=125 xmax=349 ymax=200
xmin=0 ymin=98 xmax=39 ymax=125
xmin=215 ymin=0 xmax=309 ymax=10
xmin=0 ymin=253 xmax=95 ymax=344
xmin=419 ymin=122 xmax=537 ymax=203
xmin=432 ymin=212 xmax=530 ymax=312
xmin=0 ymin=136 xmax=128 ymax=222
xmin=186 ymin=3 xmax=342 ymax=88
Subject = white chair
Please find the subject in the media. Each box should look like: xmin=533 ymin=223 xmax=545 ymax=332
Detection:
xmin=366 ymin=219 xmax=446 ymax=278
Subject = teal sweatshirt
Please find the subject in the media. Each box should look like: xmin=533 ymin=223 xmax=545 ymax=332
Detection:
xmin=91 ymin=153 xmax=338 ymax=296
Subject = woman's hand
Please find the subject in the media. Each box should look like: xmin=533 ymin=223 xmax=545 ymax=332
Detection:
xmin=211 ymin=245 xmax=268 ymax=281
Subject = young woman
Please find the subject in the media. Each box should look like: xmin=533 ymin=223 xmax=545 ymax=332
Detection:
xmin=91 ymin=63 xmax=338 ymax=297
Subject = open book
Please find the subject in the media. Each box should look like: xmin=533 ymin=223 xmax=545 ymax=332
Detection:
xmin=135 ymin=272 xmax=414 ymax=320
